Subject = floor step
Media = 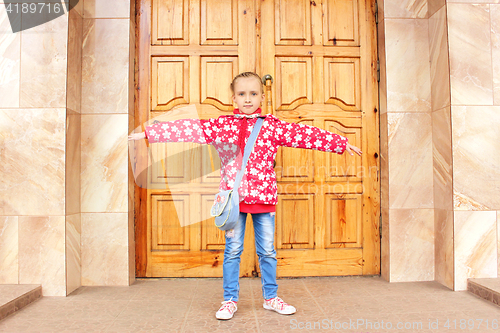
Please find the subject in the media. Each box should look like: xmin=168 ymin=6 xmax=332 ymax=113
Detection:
xmin=468 ymin=278 xmax=500 ymax=307
xmin=0 ymin=285 xmax=42 ymax=321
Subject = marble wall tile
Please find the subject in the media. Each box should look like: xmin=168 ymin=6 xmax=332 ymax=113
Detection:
xmin=388 ymin=113 xmax=434 ymax=209
xmin=81 ymin=114 xmax=128 ymax=213
xmin=498 ymin=211 xmax=500 ymax=275
xmin=385 ymin=19 xmax=432 ymax=112
xmin=447 ymin=4 xmax=493 ymax=105
xmin=432 ymin=106 xmax=453 ymax=211
xmin=452 ymin=106 xmax=500 ymax=210
xmin=66 ymin=213 xmax=81 ymax=295
xmin=128 ymin=204 xmax=135 ymax=285
xmin=70 ymin=0 xmax=84 ymax=16
xmin=82 ymin=19 xmax=130 ymax=114
xmin=428 ymin=0 xmax=445 ymax=17
xmin=434 ymin=209 xmax=454 ymax=289
xmin=66 ymin=109 xmax=81 ymax=216
xmin=447 ymin=0 xmax=500 ymax=3
xmin=128 ymin=13 xmax=135 ymax=116
xmin=389 ymin=208 xmax=434 ymax=282
xmin=20 ymin=13 xmax=68 ymax=108
xmin=18 ymin=216 xmax=66 ymax=296
xmin=81 ymin=213 xmax=129 ymax=286
xmin=0 ymin=6 xmax=20 ymax=108
xmin=492 ymin=5 xmax=500 ymax=105
xmin=454 ymin=211 xmax=497 ymax=291
xmin=0 ymin=109 xmax=66 ymax=216
xmin=67 ymin=8 xmax=83 ymax=113
xmin=83 ymin=0 xmax=131 ymax=19
xmin=380 ymin=112 xmax=390 ymax=281
xmin=384 ymin=0 xmax=427 ymax=18
xmin=0 ymin=216 xmax=18 ymax=284
xmin=429 ymin=6 xmax=451 ymax=111
xmin=378 ymin=1 xmax=388 ymax=115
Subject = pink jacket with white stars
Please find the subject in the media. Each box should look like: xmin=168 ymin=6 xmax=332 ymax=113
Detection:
xmin=144 ymin=114 xmax=348 ymax=206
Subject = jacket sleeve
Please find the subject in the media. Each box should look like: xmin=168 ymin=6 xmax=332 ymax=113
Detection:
xmin=144 ymin=118 xmax=219 ymax=144
xmin=272 ymin=116 xmax=348 ymax=154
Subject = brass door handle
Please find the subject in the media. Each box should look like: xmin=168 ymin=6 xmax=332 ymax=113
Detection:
xmin=262 ymin=74 xmax=273 ymax=84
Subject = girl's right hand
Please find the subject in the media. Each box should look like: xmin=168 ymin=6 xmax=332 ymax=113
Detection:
xmin=128 ymin=132 xmax=146 ymax=141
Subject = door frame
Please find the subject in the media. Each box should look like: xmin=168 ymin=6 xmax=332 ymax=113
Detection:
xmin=133 ymin=0 xmax=380 ymax=277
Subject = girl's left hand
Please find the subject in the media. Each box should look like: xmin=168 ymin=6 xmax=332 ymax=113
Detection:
xmin=345 ymin=143 xmax=362 ymax=156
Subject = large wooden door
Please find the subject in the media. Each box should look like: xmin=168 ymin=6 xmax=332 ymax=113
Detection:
xmin=135 ymin=0 xmax=379 ymax=277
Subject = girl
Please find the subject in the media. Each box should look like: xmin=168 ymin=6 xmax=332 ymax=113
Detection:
xmin=129 ymin=72 xmax=362 ymax=320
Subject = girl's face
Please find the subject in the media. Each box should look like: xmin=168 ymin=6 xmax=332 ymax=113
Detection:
xmin=231 ymin=77 xmax=265 ymax=114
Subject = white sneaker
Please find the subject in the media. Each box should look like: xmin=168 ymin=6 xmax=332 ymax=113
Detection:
xmin=215 ymin=299 xmax=238 ymax=320
xmin=263 ymin=296 xmax=296 ymax=315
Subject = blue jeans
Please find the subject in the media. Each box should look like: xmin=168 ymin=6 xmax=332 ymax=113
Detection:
xmin=223 ymin=212 xmax=278 ymax=302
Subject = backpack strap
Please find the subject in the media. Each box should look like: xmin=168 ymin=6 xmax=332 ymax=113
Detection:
xmin=232 ymin=117 xmax=264 ymax=191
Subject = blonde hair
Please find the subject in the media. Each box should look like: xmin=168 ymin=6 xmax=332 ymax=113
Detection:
xmin=230 ymin=72 xmax=263 ymax=93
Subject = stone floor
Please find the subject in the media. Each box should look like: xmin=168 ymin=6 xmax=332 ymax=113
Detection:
xmin=0 ymin=276 xmax=499 ymax=333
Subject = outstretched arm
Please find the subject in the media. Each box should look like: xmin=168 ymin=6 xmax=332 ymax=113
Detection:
xmin=128 ymin=132 xmax=146 ymax=141
xmin=345 ymin=142 xmax=362 ymax=156
xmin=128 ymin=118 xmax=219 ymax=144
xmin=272 ymin=117 xmax=358 ymax=155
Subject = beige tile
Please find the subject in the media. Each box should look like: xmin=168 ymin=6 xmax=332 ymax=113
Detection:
xmin=384 ymin=0 xmax=427 ymax=18
xmin=0 ymin=109 xmax=66 ymax=216
xmin=67 ymin=9 xmax=83 ymax=113
xmin=380 ymin=112 xmax=390 ymax=282
xmin=83 ymin=0 xmax=131 ymax=18
xmin=385 ymin=19 xmax=432 ymax=112
xmin=389 ymin=208 xmax=434 ymax=282
xmin=81 ymin=213 xmax=129 ymax=286
xmin=81 ymin=114 xmax=128 ymax=213
xmin=432 ymin=106 xmax=452 ymax=211
xmin=66 ymin=109 xmax=81 ymax=216
xmin=452 ymin=106 xmax=500 ymax=210
xmin=381 ymin=205 xmax=390 ymax=282
xmin=20 ymin=13 xmax=68 ymax=108
xmin=498 ymin=211 xmax=500 ymax=276
xmin=454 ymin=211 xmax=497 ymax=291
xmin=428 ymin=0 xmax=445 ymax=17
xmin=434 ymin=209 xmax=453 ymax=290
xmin=70 ymin=0 xmax=84 ymax=16
xmin=18 ymin=216 xmax=66 ymax=296
xmin=429 ymin=6 xmax=451 ymax=111
xmin=0 ymin=6 xmax=20 ymax=108
xmin=388 ymin=113 xmax=433 ymax=209
xmin=447 ymin=0 xmax=500 ymax=2
xmin=128 ymin=193 xmax=135 ymax=286
xmin=66 ymin=213 xmax=81 ymax=295
xmin=448 ymin=4 xmax=493 ymax=105
xmin=0 ymin=216 xmax=18 ymax=284
xmin=492 ymin=5 xmax=500 ymax=105
xmin=82 ymin=19 xmax=130 ymax=114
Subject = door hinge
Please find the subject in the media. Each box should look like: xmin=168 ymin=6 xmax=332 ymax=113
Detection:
xmin=377 ymin=58 xmax=380 ymax=82
xmin=379 ymin=214 xmax=382 ymax=239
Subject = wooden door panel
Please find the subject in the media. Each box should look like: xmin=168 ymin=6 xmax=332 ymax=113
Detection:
xmin=275 ymin=57 xmax=313 ymax=110
xmin=322 ymin=0 xmax=359 ymax=46
xmin=201 ymin=0 xmax=238 ymax=45
xmin=152 ymin=0 xmax=189 ymax=45
xmin=151 ymin=194 xmax=190 ymax=250
xmin=276 ymin=195 xmax=315 ymax=249
xmin=275 ymin=0 xmax=311 ymax=45
xmin=152 ymin=57 xmax=189 ymax=110
xmin=200 ymin=56 xmax=238 ymax=110
xmin=324 ymin=57 xmax=361 ymax=110
xmin=325 ymin=194 xmax=362 ymax=248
